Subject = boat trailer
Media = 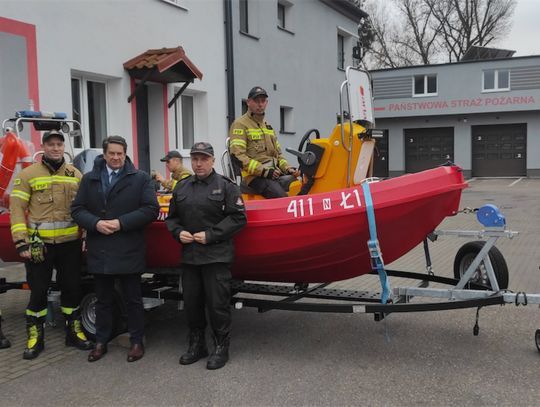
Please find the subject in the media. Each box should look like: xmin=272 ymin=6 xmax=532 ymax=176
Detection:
xmin=133 ymin=203 xmax=540 ymax=352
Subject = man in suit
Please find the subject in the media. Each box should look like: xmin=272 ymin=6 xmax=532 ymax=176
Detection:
xmin=71 ymin=135 xmax=159 ymax=363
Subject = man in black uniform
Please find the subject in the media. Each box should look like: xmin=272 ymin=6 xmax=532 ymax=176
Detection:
xmin=166 ymin=142 xmax=247 ymax=370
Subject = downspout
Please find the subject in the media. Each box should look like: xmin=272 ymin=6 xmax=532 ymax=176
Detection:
xmin=224 ymin=0 xmax=235 ymax=127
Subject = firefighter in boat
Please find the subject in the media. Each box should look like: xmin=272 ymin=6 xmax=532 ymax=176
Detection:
xmin=9 ymin=130 xmax=93 ymax=359
xmin=229 ymin=86 xmax=300 ymax=198
xmin=152 ymin=150 xmax=192 ymax=192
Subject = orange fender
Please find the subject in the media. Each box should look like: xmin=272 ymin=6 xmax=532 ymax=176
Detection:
xmin=0 ymin=131 xmax=20 ymax=202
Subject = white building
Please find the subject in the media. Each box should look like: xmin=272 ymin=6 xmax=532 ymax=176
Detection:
xmin=1 ymin=0 xmax=366 ymax=174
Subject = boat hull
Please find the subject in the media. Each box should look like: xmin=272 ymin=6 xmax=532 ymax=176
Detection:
xmin=147 ymin=165 xmax=467 ymax=282
xmin=0 ymin=166 xmax=466 ymax=283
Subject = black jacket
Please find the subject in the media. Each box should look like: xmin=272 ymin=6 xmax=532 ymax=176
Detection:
xmin=165 ymin=171 xmax=247 ymax=265
xmin=71 ymin=155 xmax=159 ymax=275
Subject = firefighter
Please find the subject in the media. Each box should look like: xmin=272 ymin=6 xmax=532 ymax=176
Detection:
xmin=165 ymin=142 xmax=247 ymax=370
xmin=153 ymin=150 xmax=192 ymax=192
xmin=9 ymin=130 xmax=93 ymax=360
xmin=229 ymin=86 xmax=300 ymax=198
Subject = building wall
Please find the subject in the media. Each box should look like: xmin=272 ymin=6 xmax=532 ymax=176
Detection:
xmin=1 ymin=0 xmax=227 ymax=174
xmin=377 ymin=111 xmax=540 ymax=177
xmin=231 ymin=0 xmax=362 ymax=157
xmin=371 ymin=56 xmax=540 ymax=177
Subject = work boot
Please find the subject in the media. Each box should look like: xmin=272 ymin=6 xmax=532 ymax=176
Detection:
xmin=64 ymin=310 xmax=93 ymax=350
xmin=206 ymin=334 xmax=230 ymax=370
xmin=23 ymin=315 xmax=45 ymax=360
xmin=179 ymin=329 xmax=208 ymax=365
xmin=0 ymin=318 xmax=11 ymax=349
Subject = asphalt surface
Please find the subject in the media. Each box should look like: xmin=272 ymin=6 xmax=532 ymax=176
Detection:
xmin=1 ymin=177 xmax=540 ymax=406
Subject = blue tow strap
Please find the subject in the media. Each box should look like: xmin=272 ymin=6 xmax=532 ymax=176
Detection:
xmin=361 ymin=182 xmax=391 ymax=304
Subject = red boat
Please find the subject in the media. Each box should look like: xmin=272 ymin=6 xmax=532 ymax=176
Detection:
xmin=145 ymin=165 xmax=466 ymax=282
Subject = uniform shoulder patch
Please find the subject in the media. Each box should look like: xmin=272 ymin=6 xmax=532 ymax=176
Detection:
xmin=233 ymin=128 xmax=244 ymax=135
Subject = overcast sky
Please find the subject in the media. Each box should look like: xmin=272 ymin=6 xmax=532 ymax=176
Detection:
xmin=487 ymin=0 xmax=539 ymax=55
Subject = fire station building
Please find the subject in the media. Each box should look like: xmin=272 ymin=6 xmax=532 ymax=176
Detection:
xmin=370 ymin=48 xmax=540 ymax=179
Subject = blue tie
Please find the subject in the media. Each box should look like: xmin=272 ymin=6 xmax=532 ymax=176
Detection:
xmin=110 ymin=171 xmax=118 ymax=184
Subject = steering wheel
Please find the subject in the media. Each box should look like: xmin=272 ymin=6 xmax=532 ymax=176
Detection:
xmin=298 ymin=129 xmax=320 ymax=155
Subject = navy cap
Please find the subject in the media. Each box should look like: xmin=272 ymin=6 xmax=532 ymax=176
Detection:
xmin=248 ymin=86 xmax=268 ymax=99
xmin=160 ymin=150 xmax=183 ymax=162
xmin=190 ymin=142 xmax=214 ymax=157
xmin=42 ymin=130 xmax=65 ymax=143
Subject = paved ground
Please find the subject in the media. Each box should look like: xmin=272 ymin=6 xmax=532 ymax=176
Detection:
xmin=1 ymin=178 xmax=540 ymax=406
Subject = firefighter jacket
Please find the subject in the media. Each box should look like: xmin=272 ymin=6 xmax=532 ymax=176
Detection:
xmin=9 ymin=160 xmax=82 ymax=251
xmin=159 ymin=166 xmax=192 ymax=191
xmin=165 ymin=170 xmax=247 ymax=265
xmin=229 ymin=112 xmax=290 ymax=185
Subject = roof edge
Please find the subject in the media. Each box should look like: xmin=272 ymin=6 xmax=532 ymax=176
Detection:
xmin=319 ymin=0 xmax=368 ymax=21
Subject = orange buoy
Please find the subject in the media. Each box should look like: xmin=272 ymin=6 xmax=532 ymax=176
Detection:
xmin=0 ymin=131 xmax=19 ymax=205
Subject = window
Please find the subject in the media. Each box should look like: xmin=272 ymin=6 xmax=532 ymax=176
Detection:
xmin=240 ymin=0 xmax=249 ymax=33
xmin=280 ymin=106 xmax=294 ymax=134
xmin=483 ymin=69 xmax=510 ymax=92
xmin=337 ymin=34 xmax=345 ymax=70
xmin=278 ymin=3 xmax=286 ymax=28
xmin=71 ymin=76 xmax=108 ymax=149
xmin=174 ymin=94 xmax=194 ymax=150
xmin=241 ymin=99 xmax=248 ymax=115
xmin=413 ymin=74 xmax=437 ymax=96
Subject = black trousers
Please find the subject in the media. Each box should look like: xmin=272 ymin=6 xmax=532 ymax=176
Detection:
xmin=25 ymin=239 xmax=82 ymax=313
xmin=182 ymin=263 xmax=232 ymax=337
xmin=248 ymin=177 xmax=288 ymax=199
xmin=93 ymin=274 xmax=144 ymax=345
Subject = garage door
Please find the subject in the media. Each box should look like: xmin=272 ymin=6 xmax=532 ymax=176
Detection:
xmin=471 ymin=124 xmax=526 ymax=177
xmin=373 ymin=129 xmax=389 ymax=178
xmin=404 ymin=127 xmax=454 ymax=173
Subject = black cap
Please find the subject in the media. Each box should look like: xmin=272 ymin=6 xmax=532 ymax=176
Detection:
xmin=190 ymin=142 xmax=214 ymax=157
xmin=160 ymin=150 xmax=183 ymax=162
xmin=42 ymin=130 xmax=65 ymax=143
xmin=247 ymin=86 xmax=268 ymax=99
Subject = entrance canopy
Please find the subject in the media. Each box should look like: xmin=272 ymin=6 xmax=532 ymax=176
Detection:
xmin=123 ymin=46 xmax=203 ymax=106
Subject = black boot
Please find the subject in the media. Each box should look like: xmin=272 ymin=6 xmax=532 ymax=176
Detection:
xmin=0 ymin=317 xmax=11 ymax=349
xmin=64 ymin=310 xmax=93 ymax=350
xmin=23 ymin=315 xmax=45 ymax=360
xmin=179 ymin=329 xmax=208 ymax=365
xmin=206 ymin=334 xmax=230 ymax=370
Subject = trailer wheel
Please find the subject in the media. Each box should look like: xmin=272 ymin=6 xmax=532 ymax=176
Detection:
xmin=453 ymin=241 xmax=509 ymax=289
xmin=535 ymin=330 xmax=540 ymax=353
xmin=80 ymin=291 xmax=126 ymax=341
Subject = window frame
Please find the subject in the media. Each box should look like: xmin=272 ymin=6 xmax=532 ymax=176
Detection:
xmin=174 ymin=93 xmax=196 ymax=154
xmin=279 ymin=106 xmax=295 ymax=135
xmin=71 ymin=74 xmax=110 ymax=151
xmin=277 ymin=3 xmax=286 ymax=29
xmin=412 ymin=74 xmax=438 ymax=97
xmin=482 ymin=68 xmax=510 ymax=92
xmin=337 ymin=33 xmax=345 ymax=70
xmin=239 ymin=0 xmax=249 ymax=34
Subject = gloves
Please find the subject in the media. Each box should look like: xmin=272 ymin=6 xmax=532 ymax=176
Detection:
xmin=29 ymin=233 xmax=46 ymax=263
xmin=262 ymin=168 xmax=275 ymax=179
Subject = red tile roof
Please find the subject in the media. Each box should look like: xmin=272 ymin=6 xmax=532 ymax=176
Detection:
xmin=123 ymin=46 xmax=203 ymax=83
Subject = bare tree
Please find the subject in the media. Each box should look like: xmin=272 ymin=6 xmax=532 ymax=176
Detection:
xmin=427 ymin=0 xmax=516 ymax=62
xmin=363 ymin=0 xmax=516 ymax=68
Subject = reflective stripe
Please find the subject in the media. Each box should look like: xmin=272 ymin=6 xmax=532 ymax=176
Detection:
xmin=11 ymin=223 xmax=28 ymax=233
xmin=29 ymin=221 xmax=77 ymax=230
xmin=248 ymin=159 xmax=260 ymax=175
xmin=262 ymin=128 xmax=274 ymax=135
xmin=171 ymin=180 xmax=178 ymax=189
xmin=26 ymin=308 xmax=48 ymax=317
xmin=276 ymin=141 xmax=281 ymax=149
xmin=28 ymin=175 xmax=79 ymax=186
xmin=279 ymin=159 xmax=288 ymax=167
xmin=10 ymin=190 xmax=30 ymax=201
xmin=230 ymin=139 xmax=247 ymax=148
xmin=61 ymin=306 xmax=79 ymax=315
xmin=27 ymin=226 xmax=79 ymax=238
